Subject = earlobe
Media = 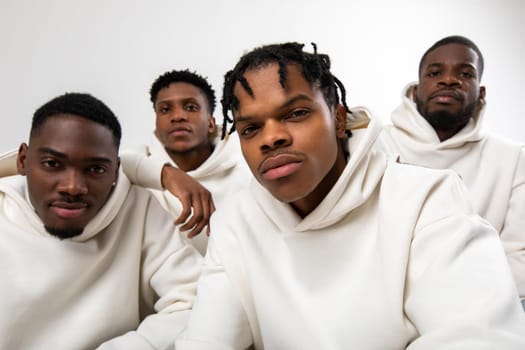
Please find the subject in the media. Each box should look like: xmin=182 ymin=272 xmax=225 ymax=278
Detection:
xmin=16 ymin=143 xmax=28 ymax=175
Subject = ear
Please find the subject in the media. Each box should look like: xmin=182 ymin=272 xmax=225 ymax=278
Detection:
xmin=114 ymin=157 xmax=121 ymax=183
xmin=334 ymin=104 xmax=347 ymax=138
xmin=208 ymin=115 xmax=217 ymax=134
xmin=16 ymin=143 xmax=28 ymax=176
xmin=479 ymin=86 xmax=486 ymax=101
xmin=412 ymin=85 xmax=418 ymax=100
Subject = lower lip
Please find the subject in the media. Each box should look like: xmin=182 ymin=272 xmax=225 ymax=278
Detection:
xmin=52 ymin=207 xmax=87 ymax=219
xmin=432 ymin=95 xmax=458 ymax=103
xmin=170 ymin=130 xmax=190 ymax=137
xmin=262 ymin=162 xmax=302 ymax=180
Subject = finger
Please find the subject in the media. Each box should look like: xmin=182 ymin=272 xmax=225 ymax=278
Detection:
xmin=186 ymin=221 xmax=206 ymax=239
xmin=180 ymin=193 xmax=203 ymax=232
xmin=209 ymin=194 xmax=216 ymax=214
xmin=174 ymin=192 xmax=192 ymax=225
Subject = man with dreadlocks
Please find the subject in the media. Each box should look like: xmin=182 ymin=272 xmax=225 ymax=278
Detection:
xmin=378 ymin=35 xmax=525 ymax=308
xmin=119 ymin=69 xmax=250 ymax=255
xmin=175 ymin=42 xmax=525 ymax=349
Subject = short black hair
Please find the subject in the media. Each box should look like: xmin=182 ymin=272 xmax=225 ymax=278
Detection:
xmin=419 ymin=35 xmax=484 ymax=78
xmin=31 ymin=92 xmax=122 ymax=149
xmin=221 ymin=42 xmax=351 ymax=139
xmin=149 ymin=69 xmax=216 ymax=114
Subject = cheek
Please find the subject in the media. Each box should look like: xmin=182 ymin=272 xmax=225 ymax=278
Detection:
xmin=239 ymin=141 xmax=259 ymax=175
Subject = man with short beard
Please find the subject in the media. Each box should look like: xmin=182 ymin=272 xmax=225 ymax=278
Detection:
xmin=379 ymin=35 xmax=525 ymax=307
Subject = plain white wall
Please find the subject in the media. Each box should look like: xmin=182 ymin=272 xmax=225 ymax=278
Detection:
xmin=1 ymin=0 xmax=524 ymax=152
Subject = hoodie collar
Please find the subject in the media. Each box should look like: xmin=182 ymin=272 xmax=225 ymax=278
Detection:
xmin=149 ymin=132 xmax=240 ymax=178
xmin=391 ymin=82 xmax=486 ymax=148
xmin=0 ymin=169 xmax=130 ymax=242
xmin=252 ymin=107 xmax=388 ymax=232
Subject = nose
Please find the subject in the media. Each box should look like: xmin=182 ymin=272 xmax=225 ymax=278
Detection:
xmin=171 ymin=106 xmax=187 ymax=122
xmin=57 ymin=169 xmax=88 ymax=196
xmin=438 ymin=70 xmax=461 ymax=87
xmin=259 ymin=120 xmax=292 ymax=152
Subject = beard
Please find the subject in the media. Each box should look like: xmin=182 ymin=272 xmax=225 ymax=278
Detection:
xmin=44 ymin=225 xmax=84 ymax=240
xmin=415 ymin=97 xmax=479 ymax=133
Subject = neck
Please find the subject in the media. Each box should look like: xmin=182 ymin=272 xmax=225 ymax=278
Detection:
xmin=291 ymin=143 xmax=347 ymax=218
xmin=167 ymin=144 xmax=214 ymax=172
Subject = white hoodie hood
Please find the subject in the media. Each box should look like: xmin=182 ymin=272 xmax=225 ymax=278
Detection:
xmin=0 ymin=169 xmax=130 ymax=242
xmin=147 ymin=132 xmax=244 ymax=181
xmin=381 ymin=82 xmax=487 ymax=168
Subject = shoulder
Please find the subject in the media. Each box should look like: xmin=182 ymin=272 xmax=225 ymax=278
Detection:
xmin=381 ymin=157 xmax=474 ymax=225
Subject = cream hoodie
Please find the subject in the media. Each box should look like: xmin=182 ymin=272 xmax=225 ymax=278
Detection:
xmin=176 ymin=108 xmax=525 ymax=349
xmin=0 ymin=171 xmax=202 ymax=349
xmin=379 ymin=83 xmax=525 ymax=298
xmin=120 ymin=133 xmax=251 ymax=255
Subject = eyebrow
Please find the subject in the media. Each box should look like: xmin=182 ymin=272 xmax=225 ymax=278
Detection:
xmin=37 ymin=147 xmax=113 ymax=163
xmin=235 ymin=94 xmax=314 ymax=123
xmin=156 ymin=96 xmax=201 ymax=105
xmin=425 ymin=62 xmax=477 ymax=71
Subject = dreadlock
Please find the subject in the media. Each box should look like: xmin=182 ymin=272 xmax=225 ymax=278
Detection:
xmin=221 ymin=42 xmax=351 ymax=139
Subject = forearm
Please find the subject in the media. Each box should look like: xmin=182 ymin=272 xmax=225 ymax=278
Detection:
xmin=120 ymin=149 xmax=164 ymax=190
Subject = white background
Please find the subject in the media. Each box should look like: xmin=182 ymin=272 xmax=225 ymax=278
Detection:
xmin=1 ymin=0 xmax=524 ymax=152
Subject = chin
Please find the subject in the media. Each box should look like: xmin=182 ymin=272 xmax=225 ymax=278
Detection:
xmin=44 ymin=225 xmax=85 ymax=240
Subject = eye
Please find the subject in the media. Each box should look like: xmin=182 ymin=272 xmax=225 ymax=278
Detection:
xmin=287 ymin=109 xmax=309 ymax=120
xmin=426 ymin=70 xmax=440 ymax=78
xmin=157 ymin=105 xmax=170 ymax=114
xmin=459 ymin=71 xmax=474 ymax=79
xmin=41 ymin=159 xmax=61 ymax=169
xmin=88 ymin=165 xmax=107 ymax=175
xmin=185 ymin=104 xmax=200 ymax=112
xmin=239 ymin=124 xmax=260 ymax=137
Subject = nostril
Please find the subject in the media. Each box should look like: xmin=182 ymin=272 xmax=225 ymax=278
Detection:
xmin=274 ymin=138 xmax=286 ymax=146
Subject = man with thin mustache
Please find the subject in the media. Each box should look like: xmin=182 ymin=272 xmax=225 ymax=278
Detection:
xmin=379 ymin=35 xmax=525 ymax=308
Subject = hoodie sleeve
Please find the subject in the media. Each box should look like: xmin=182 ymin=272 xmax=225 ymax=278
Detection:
xmin=500 ymin=146 xmax=525 ymax=299
xmin=120 ymin=148 xmax=165 ymax=190
xmin=96 ymin=195 xmax=203 ymax=350
xmin=404 ymin=173 xmax=525 ymax=348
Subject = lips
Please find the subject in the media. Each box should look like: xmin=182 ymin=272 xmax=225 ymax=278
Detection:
xmin=169 ymin=126 xmax=191 ymax=137
xmin=259 ymin=153 xmax=303 ymax=180
xmin=50 ymin=201 xmax=88 ymax=219
xmin=429 ymin=89 xmax=462 ymax=103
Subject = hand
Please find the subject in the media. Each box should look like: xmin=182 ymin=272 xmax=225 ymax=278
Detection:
xmin=161 ymin=164 xmax=216 ymax=238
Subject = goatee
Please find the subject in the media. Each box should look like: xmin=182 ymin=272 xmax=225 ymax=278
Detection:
xmin=416 ymin=98 xmax=479 ymax=133
xmin=45 ymin=226 xmax=84 ymax=240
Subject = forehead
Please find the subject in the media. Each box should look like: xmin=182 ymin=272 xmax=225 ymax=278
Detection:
xmin=422 ymin=43 xmax=480 ymax=70
xmin=30 ymin=114 xmax=118 ymax=158
xmin=233 ymin=63 xmax=321 ymax=115
xmin=156 ymin=82 xmax=207 ymax=104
